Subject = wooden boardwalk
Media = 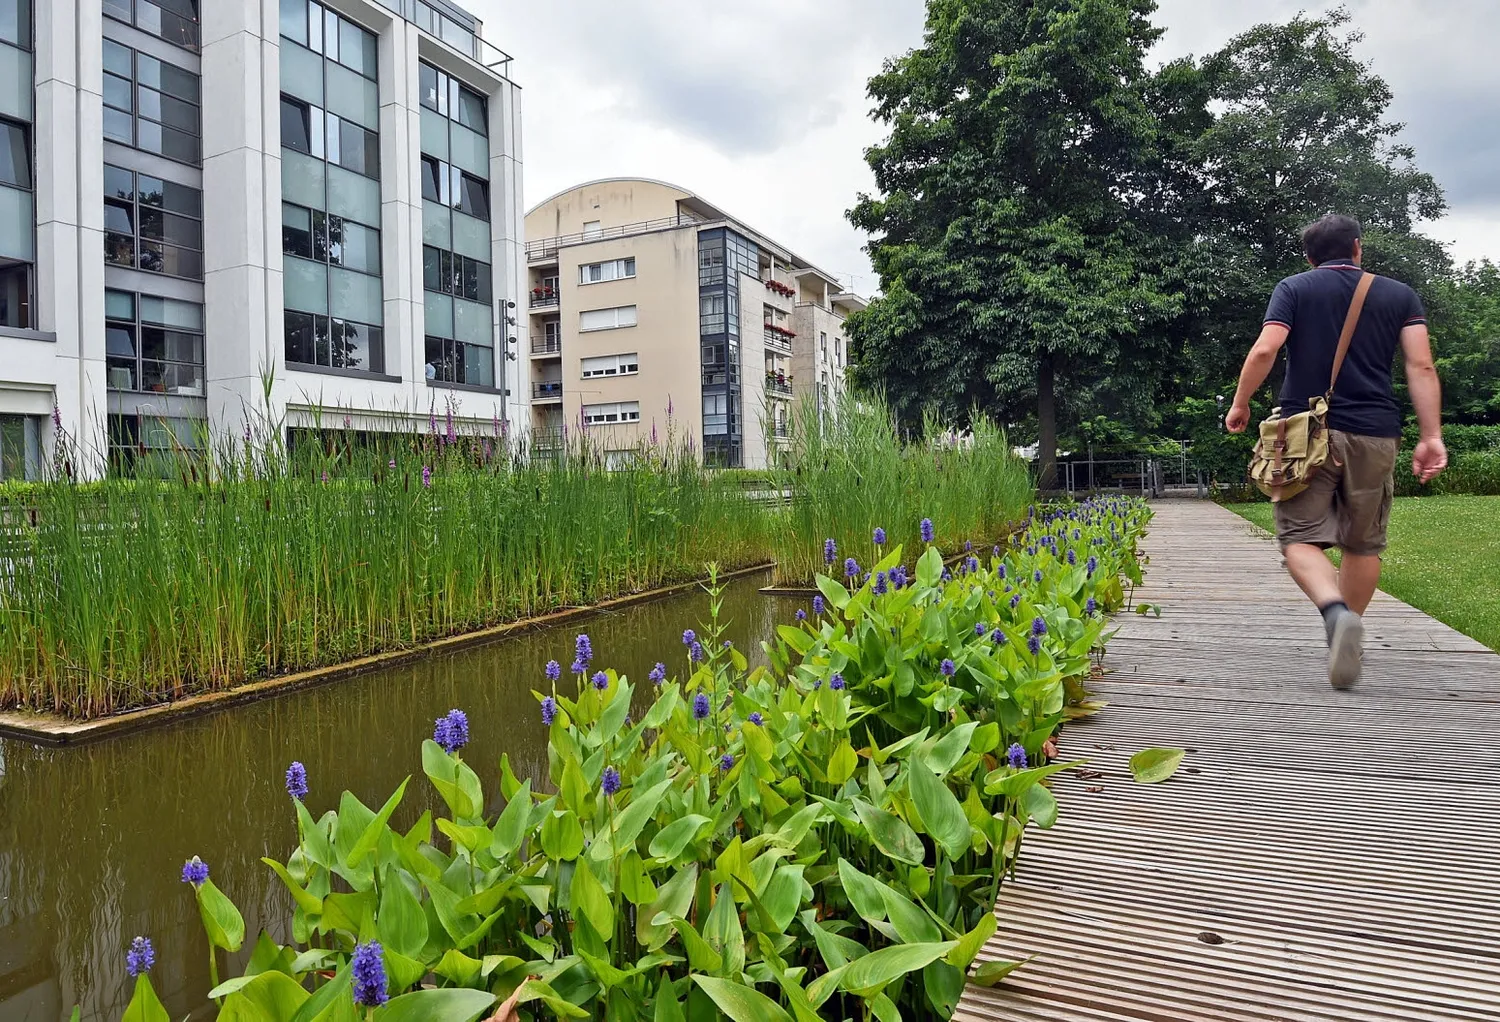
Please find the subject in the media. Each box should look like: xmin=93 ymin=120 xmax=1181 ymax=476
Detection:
xmin=962 ymin=500 xmax=1500 ymax=1022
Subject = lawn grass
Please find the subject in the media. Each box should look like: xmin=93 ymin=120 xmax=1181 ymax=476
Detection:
xmin=1227 ymin=496 xmax=1500 ymax=651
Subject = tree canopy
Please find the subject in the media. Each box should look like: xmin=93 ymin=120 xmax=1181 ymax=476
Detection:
xmin=847 ymin=2 xmax=1496 ymax=471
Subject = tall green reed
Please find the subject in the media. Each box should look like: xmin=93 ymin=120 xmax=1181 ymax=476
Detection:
xmin=0 ymin=411 xmax=776 ymax=718
xmin=767 ymin=393 xmax=1033 ymax=584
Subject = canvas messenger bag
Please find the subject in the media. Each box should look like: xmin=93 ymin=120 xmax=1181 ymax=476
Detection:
xmin=1248 ymin=271 xmax=1374 ymax=502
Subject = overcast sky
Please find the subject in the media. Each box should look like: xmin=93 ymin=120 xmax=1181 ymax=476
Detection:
xmin=476 ymin=0 xmax=1498 ymax=295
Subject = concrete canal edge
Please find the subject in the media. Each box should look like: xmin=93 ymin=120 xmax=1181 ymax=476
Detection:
xmin=0 ymin=562 xmax=774 ymax=748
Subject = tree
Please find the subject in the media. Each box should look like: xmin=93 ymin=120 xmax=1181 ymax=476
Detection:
xmin=847 ymin=0 xmax=1184 ymax=484
xmin=1426 ymin=262 xmax=1500 ymax=423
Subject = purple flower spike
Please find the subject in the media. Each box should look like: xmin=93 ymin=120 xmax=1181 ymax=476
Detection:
xmin=601 ymin=766 xmax=621 ymax=797
xmin=1007 ymin=743 xmax=1028 ymax=769
xmin=920 ymin=518 xmax=935 ymax=543
xmin=813 ymin=595 xmax=825 ymax=616
xmin=795 ymin=609 xmax=807 ymax=622
xmin=649 ymin=662 xmax=667 ymax=684
xmin=541 ymin=696 xmax=558 ymax=726
xmin=689 ymin=641 xmax=705 ymax=663
xmin=692 ymin=693 xmax=710 ymax=720
xmin=748 ymin=712 xmax=764 ymax=726
xmin=682 ymin=629 xmax=697 ymax=646
xmin=352 ymin=941 xmax=389 ymax=1007
xmin=285 ymin=761 xmax=308 ymax=801
xmin=433 ymin=709 xmax=470 ymax=753
xmin=545 ymin=659 xmax=562 ymax=682
xmin=1032 ymin=617 xmax=1047 ymax=637
xmin=829 ymin=673 xmax=846 ymax=690
xmin=939 ymin=659 xmax=956 ymax=677
xmin=975 ymin=622 xmax=987 ymax=637
xmin=181 ymin=856 xmax=209 ymax=887
xmin=1027 ymin=634 xmax=1042 ymax=655
xmin=719 ymin=752 xmax=735 ymax=772
xmin=592 ymin=671 xmax=609 ymax=691
xmin=824 ymin=538 xmax=837 ymax=564
xmin=844 ymin=557 xmax=860 ymax=579
xmin=126 ymin=936 xmax=155 ymax=977
xmin=873 ymin=527 xmax=886 ymax=546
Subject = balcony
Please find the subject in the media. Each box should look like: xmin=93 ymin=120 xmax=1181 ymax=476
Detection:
xmin=532 ymin=426 xmax=564 ymax=451
xmin=526 ymin=213 xmax=708 ymax=261
xmin=533 ymin=381 xmax=563 ymax=401
xmin=529 ymin=287 xmax=560 ymax=311
xmin=763 ymin=325 xmax=794 ymax=353
xmin=770 ymin=424 xmax=790 ymax=440
xmin=765 ymin=375 xmax=793 ymax=398
xmin=531 ymin=336 xmax=562 ymax=356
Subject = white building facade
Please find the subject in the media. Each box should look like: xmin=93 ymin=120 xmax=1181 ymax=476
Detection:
xmin=0 ymin=0 xmax=528 ymax=479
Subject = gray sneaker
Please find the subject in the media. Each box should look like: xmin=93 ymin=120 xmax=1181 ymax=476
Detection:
xmin=1327 ymin=608 xmax=1365 ymax=690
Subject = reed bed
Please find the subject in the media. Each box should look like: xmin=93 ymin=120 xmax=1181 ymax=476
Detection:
xmin=768 ymin=394 xmax=1033 ymax=584
xmin=0 ymin=422 xmax=775 ymax=718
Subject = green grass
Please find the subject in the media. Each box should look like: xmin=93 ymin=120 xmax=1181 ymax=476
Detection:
xmin=1227 ymin=496 xmax=1500 ymax=650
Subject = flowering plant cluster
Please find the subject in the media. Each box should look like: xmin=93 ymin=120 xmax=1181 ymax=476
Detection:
xmin=110 ymin=500 xmax=1149 ymax=1022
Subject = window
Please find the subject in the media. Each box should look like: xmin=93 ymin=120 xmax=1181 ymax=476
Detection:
xmin=581 ymin=352 xmax=638 ymax=379
xmin=583 ymin=220 xmax=601 ymax=239
xmin=102 ymin=40 xmax=201 ymax=164
xmin=424 ymin=335 xmax=493 ymax=387
xmin=455 ymin=171 xmax=489 ymax=220
xmin=702 ymin=393 xmax=727 ymax=435
xmin=579 ymin=258 xmax=635 ymax=285
xmin=283 ymin=203 xmax=380 ymax=275
xmin=422 ymin=245 xmax=492 ymax=304
xmin=579 ymin=305 xmax=637 ymax=332
xmin=280 ymin=97 xmax=312 ymax=154
xmin=835 ymin=336 xmax=843 ymax=365
xmin=420 ymin=60 xmax=488 ymax=134
xmin=820 ymin=331 xmax=828 ymax=356
xmin=104 ymin=164 xmax=204 ymax=279
xmin=284 ymin=309 xmax=381 ymax=372
xmin=0 ymin=413 xmax=41 ymax=480
xmin=107 ymin=413 xmax=204 ymax=477
xmin=105 ymin=288 xmax=205 ymax=395
xmin=1 ymin=0 xmax=32 ymax=50
xmin=280 ymin=0 xmax=376 ymax=79
xmin=582 ymin=401 xmax=640 ymax=426
xmin=0 ymin=117 xmax=31 ymax=320
xmin=420 ymin=156 xmax=489 ymax=220
xmin=102 ymin=0 xmax=199 ymax=52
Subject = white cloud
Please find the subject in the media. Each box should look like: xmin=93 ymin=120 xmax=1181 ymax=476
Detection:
xmin=471 ymin=0 xmax=1499 ymax=290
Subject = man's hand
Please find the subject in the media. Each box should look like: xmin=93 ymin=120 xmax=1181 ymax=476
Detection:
xmin=1412 ymin=436 xmax=1448 ymax=483
xmin=1224 ymin=403 xmax=1251 ymax=434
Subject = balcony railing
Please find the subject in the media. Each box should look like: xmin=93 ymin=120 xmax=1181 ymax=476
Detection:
xmin=533 ymin=381 xmax=563 ymax=400
xmin=763 ymin=327 xmax=794 ymax=352
xmin=531 ymin=336 xmax=562 ymax=355
xmin=529 ymin=290 xmax=560 ymax=310
xmin=526 ymin=213 xmax=708 ymax=260
xmin=770 ymin=424 xmax=790 ymax=439
xmin=765 ymin=378 xmax=794 ymax=397
xmin=532 ymin=426 xmax=565 ymax=449
xmin=377 ymin=0 xmax=514 ymax=74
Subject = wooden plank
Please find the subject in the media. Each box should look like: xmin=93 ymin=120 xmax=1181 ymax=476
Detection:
xmin=960 ymin=500 xmax=1500 ymax=1021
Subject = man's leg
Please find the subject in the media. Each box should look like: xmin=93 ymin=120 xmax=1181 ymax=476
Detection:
xmin=1338 ymin=553 xmax=1383 ymax=615
xmin=1283 ymin=543 xmax=1343 ymax=606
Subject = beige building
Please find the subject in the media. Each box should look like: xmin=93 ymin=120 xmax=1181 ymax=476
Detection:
xmin=522 ymin=178 xmax=864 ymax=468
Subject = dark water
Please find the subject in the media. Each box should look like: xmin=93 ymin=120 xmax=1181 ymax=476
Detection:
xmin=0 ymin=572 xmax=803 ymax=1021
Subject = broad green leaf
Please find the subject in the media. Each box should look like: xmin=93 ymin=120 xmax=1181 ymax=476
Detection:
xmin=908 ymin=757 xmax=972 ymax=860
xmin=436 ymin=818 xmax=492 ymax=855
xmin=421 ymin=741 xmax=484 ymax=820
xmin=598 ymin=680 xmax=632 ymax=743
xmin=915 ymin=546 xmax=944 ymax=586
xmin=1022 ymin=783 xmax=1059 ymax=828
xmin=985 ymin=760 xmax=1085 ymax=798
xmin=799 ymin=911 xmax=868 ymax=972
xmin=827 ymin=741 xmax=858 ymax=786
xmin=836 ymin=859 xmax=886 ymax=922
xmin=880 ymin=885 xmax=940 ymax=944
xmin=291 ymin=948 xmax=337 ymax=973
xmin=852 ymin=799 xmax=925 ymax=866
xmin=654 ymin=978 xmax=686 ymax=1022
xmin=196 ymin=878 xmax=246 ymax=952
xmin=491 ymin=780 xmax=533 ymax=859
xmin=840 ymin=941 xmax=957 ymax=996
xmin=690 ymin=976 xmax=794 ymax=1022
xmin=946 ymin=910 xmax=997 ymax=970
xmin=669 ymin=917 xmax=724 ymax=973
xmin=804 ymin=963 xmax=849 ymax=1008
xmin=331 ymin=792 xmax=376 ymax=875
xmin=649 ymin=814 xmax=711 ymax=861
xmin=262 ymin=857 xmax=324 ymax=915
xmin=348 ymin=776 xmax=409 ymax=868
xmin=771 ymin=803 xmax=824 ymax=847
xmin=296 ymin=799 xmax=335 ymax=868
xmin=1130 ymin=747 xmax=1186 ymax=784
xmin=592 ymin=778 xmax=675 ymax=860
xmin=620 ymin=851 xmax=658 ymax=906
xmin=216 ymin=971 xmax=309 ymax=1020
xmin=377 ymin=868 xmax=428 ymax=959
xmin=759 ymin=865 xmax=805 ymax=933
xmin=373 ymin=988 xmax=497 ymax=1022
xmin=540 ymin=810 xmax=585 ymax=860
xmin=704 ymin=882 xmax=746 ymax=976
xmin=970 ymin=722 xmax=1001 ymax=755
xmin=433 ymin=949 xmax=484 ymax=987
xmin=971 ymin=957 xmax=1032 ymax=986
xmin=815 ymin=574 xmax=851 ymax=612
xmin=289 ymin=965 xmax=350 ymax=1022
xmin=923 ymin=961 xmax=965 ymax=1017
xmin=515 ymin=978 xmax=591 ymax=1019
xmin=639 ymin=864 xmax=698 ymax=949
xmin=122 ymin=975 xmax=170 ymax=1022
xmin=570 ymin=856 xmax=615 ymax=936
xmin=561 ymin=757 xmax=590 ymax=819
xmin=927 ymin=722 xmax=978 ymax=776
xmin=386 ymin=949 xmax=428 ymax=992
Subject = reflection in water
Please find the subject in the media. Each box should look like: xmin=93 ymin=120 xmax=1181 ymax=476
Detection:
xmin=0 ymin=572 xmax=800 ymax=1021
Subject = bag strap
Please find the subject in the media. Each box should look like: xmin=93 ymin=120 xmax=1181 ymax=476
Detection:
xmin=1327 ymin=272 xmax=1375 ymax=399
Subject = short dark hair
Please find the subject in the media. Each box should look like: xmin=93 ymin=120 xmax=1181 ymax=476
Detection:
xmin=1301 ymin=214 xmax=1362 ymax=264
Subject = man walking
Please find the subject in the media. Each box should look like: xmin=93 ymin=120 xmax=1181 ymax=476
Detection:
xmin=1225 ymin=214 xmax=1447 ymax=689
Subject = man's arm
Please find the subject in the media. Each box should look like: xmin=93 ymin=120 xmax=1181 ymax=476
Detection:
xmin=1224 ymin=323 xmax=1290 ymax=433
xmin=1401 ymin=323 xmax=1447 ymax=482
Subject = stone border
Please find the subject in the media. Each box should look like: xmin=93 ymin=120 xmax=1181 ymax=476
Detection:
xmin=0 ymin=563 xmax=774 ymax=748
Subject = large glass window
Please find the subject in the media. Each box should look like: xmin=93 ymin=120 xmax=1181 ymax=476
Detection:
xmin=422 ymin=244 xmax=491 ymax=305
xmin=104 ymin=163 xmax=203 ymax=279
xmin=107 ymin=412 xmax=204 ymax=477
xmin=579 ymin=258 xmax=635 ymax=285
xmin=284 ymin=309 xmax=381 ymax=373
xmin=102 ymin=40 xmax=201 ymax=164
xmin=0 ymin=412 xmax=42 ymax=481
xmin=419 ymin=61 xmax=487 ymax=134
xmin=105 ymin=288 xmax=205 ymax=395
xmin=0 ymin=0 xmax=31 ymax=50
xmin=280 ymin=0 xmax=376 ymax=80
xmin=424 ymin=335 xmax=493 ymax=388
xmin=102 ymin=0 xmax=198 ymax=52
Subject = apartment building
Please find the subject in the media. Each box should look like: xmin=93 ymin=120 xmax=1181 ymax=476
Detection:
xmin=523 ymin=178 xmax=863 ymax=470
xmin=0 ymin=0 xmax=527 ymax=479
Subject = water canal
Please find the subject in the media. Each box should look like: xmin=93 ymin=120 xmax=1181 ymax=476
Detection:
xmin=0 ymin=571 xmax=800 ymax=1021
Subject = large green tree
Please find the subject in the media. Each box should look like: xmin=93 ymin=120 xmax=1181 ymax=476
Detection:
xmin=846 ymin=0 xmax=1186 ymax=483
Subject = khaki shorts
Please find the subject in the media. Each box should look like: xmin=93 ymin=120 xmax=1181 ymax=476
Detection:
xmin=1273 ymin=430 xmax=1398 ymax=556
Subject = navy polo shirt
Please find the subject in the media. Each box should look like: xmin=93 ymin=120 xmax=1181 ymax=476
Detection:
xmin=1263 ymin=259 xmax=1426 ymax=437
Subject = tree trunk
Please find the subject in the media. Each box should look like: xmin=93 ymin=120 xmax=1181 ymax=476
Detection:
xmin=1037 ymin=355 xmax=1057 ymax=490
